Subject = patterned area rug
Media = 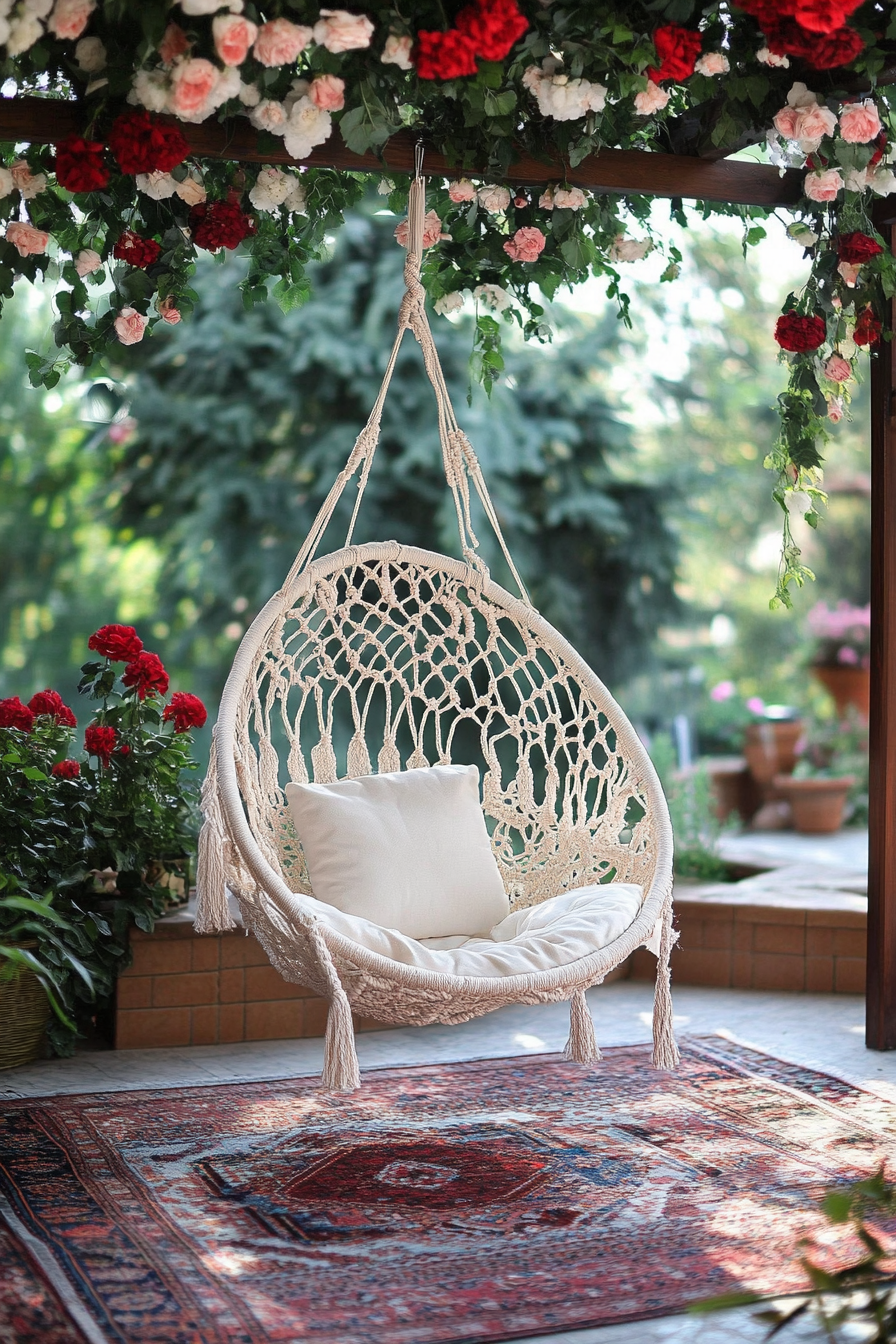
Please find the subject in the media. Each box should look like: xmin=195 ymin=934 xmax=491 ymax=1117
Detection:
xmin=1 ymin=1038 xmax=895 ymax=1344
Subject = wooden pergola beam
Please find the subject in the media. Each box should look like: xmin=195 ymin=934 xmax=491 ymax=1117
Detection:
xmin=0 ymin=95 xmax=803 ymax=208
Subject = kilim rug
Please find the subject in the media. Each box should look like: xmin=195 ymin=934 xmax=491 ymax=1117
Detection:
xmin=2 ymin=1037 xmax=896 ymax=1344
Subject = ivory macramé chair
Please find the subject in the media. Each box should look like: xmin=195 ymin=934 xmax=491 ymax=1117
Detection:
xmin=195 ymin=176 xmax=678 ymax=1092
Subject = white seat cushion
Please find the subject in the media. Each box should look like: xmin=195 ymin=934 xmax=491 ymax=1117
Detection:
xmin=302 ymin=882 xmax=644 ymax=979
xmin=285 ymin=764 xmax=510 ymax=939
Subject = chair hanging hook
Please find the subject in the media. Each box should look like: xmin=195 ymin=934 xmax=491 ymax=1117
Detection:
xmin=414 ymin=139 xmax=425 ymax=182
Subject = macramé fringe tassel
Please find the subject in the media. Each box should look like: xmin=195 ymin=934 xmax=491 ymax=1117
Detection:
xmin=652 ymin=900 xmax=680 ymax=1071
xmin=322 ymin=985 xmax=361 ymax=1092
xmin=563 ymin=989 xmax=601 ymax=1064
xmin=194 ymin=733 xmax=237 ymax=934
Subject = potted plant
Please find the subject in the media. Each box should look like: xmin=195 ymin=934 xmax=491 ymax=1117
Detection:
xmin=773 ymin=713 xmax=867 ymax=835
xmin=0 ymin=624 xmax=207 ymax=1063
xmin=806 ymin=601 xmax=871 ymax=721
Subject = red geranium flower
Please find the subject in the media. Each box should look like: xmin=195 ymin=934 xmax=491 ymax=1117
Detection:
xmin=162 ymin=691 xmax=208 ymax=733
xmin=189 ymin=201 xmax=256 ymax=251
xmin=774 ymin=312 xmax=827 ymax=353
xmin=838 ymin=232 xmax=884 ymax=264
xmin=415 ymin=28 xmax=479 ymax=79
xmin=763 ymin=17 xmax=864 ymax=68
xmin=113 ymin=230 xmax=162 ymax=270
xmin=108 ymin=110 xmax=190 ymax=176
xmin=455 ymin=0 xmax=528 ymax=61
xmin=28 ymin=689 xmax=77 ymax=727
xmin=854 ymin=307 xmax=883 ymax=347
xmin=736 ymin=0 xmax=862 ymax=35
xmin=0 ymin=696 xmax=34 ymax=732
xmin=52 ymin=759 xmax=81 ymax=779
xmin=54 ymin=136 xmax=109 ymax=193
xmin=647 ymin=24 xmax=703 ymax=84
xmin=84 ymin=723 xmax=117 ymax=766
xmin=88 ymin=624 xmax=143 ymax=662
xmin=122 ymin=651 xmax=169 ymax=700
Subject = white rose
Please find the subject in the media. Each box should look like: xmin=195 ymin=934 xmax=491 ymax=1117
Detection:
xmin=238 ymin=80 xmax=260 ymax=106
xmin=282 ymin=95 xmax=332 ymax=160
xmin=869 ymin=167 xmax=896 ymax=196
xmin=695 ymin=52 xmax=729 ymax=77
xmin=283 ymin=179 xmax=306 ymax=213
xmin=284 ymin=77 xmax=309 ymax=110
xmin=129 ymin=69 xmax=170 ymax=113
xmin=380 ymin=34 xmax=412 ymax=69
xmin=376 ymin=177 xmax=394 ymax=195
xmin=609 ymin=234 xmax=652 ymax=262
xmin=75 ymin=35 xmax=105 ymax=71
xmin=784 ymin=490 xmax=812 ymax=516
xmin=136 ymin=170 xmax=178 ymax=200
xmin=248 ymin=166 xmax=293 ymax=211
xmin=312 ymin=8 xmax=374 ymax=52
xmin=7 ymin=13 xmax=44 ymax=54
xmin=249 ymin=98 xmax=288 ymax=134
xmin=174 ymin=174 xmax=206 ymax=205
xmin=534 ymin=74 xmax=606 ymax=121
xmin=74 ymin=247 xmax=102 ymax=277
xmin=843 ymin=165 xmax=870 ymax=193
xmin=477 ymin=184 xmax=511 ymax=213
xmin=435 ymin=291 xmax=464 ymax=315
xmin=473 ymin=283 xmax=510 ymax=312
xmin=757 ymin=46 xmax=790 ymax=68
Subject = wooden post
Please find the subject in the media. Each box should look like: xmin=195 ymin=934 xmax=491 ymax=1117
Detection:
xmin=867 ymin=208 xmax=896 ymax=1048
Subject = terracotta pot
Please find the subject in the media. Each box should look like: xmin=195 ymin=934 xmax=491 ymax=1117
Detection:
xmin=813 ymin=665 xmax=870 ymax=722
xmin=743 ymin=720 xmax=804 ymax=788
xmin=772 ymin=774 xmax=856 ymax=835
xmin=705 ymin=756 xmax=762 ymax=823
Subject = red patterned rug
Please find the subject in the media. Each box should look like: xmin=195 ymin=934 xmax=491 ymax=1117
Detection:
xmin=2 ymin=1038 xmax=895 ymax=1344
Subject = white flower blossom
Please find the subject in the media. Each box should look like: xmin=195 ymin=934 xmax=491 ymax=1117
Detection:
xmin=282 ymin=95 xmax=332 ymax=160
xmin=249 ymin=99 xmax=288 ymax=134
xmin=609 ymin=233 xmax=652 ymax=262
xmin=313 ymin=8 xmax=374 ymax=53
xmin=248 ymin=166 xmax=294 ymax=211
xmin=129 ymin=69 xmax=170 ymax=113
xmin=238 ymin=80 xmax=260 ymax=106
xmin=868 ymin=166 xmax=896 ymax=196
xmin=7 ymin=13 xmax=44 ymax=54
xmin=135 ymin=170 xmax=178 ymax=200
xmin=74 ymin=247 xmax=102 ymax=277
xmin=23 ymin=0 xmax=52 ymax=17
xmin=757 ymin=46 xmax=789 ymax=68
xmin=477 ymin=184 xmax=511 ymax=213
xmin=523 ymin=65 xmax=607 ymax=121
xmin=180 ymin=0 xmax=243 ymax=13
xmin=174 ymin=174 xmax=206 ymax=205
xmin=75 ymin=35 xmax=105 ymax=71
xmin=377 ymin=177 xmax=394 ymax=195
xmin=380 ymin=34 xmax=413 ymax=69
xmin=694 ymin=52 xmax=729 ymax=77
xmin=784 ymin=490 xmax=812 ymax=516
xmin=474 ymin=283 xmax=511 ymax=312
xmin=435 ymin=291 xmax=465 ymax=315
xmin=283 ymin=77 xmax=309 ymax=110
xmin=284 ymin=179 xmax=307 ymax=213
xmin=540 ymin=184 xmax=586 ymax=210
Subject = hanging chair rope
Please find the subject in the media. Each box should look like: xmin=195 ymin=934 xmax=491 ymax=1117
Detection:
xmin=280 ymin=168 xmax=530 ymax=605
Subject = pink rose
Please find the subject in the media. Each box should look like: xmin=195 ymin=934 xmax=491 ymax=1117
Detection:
xmin=47 ymin=0 xmax=95 ymax=41
xmin=156 ymin=295 xmax=182 ymax=324
xmin=804 ymin=168 xmax=843 ymax=202
xmin=634 ymin=82 xmax=669 ymax=115
xmin=159 ymin=22 xmax=189 ymax=66
xmin=839 ymin=98 xmax=882 ymax=145
xmin=448 ymin=179 xmax=476 ymax=203
xmin=212 ymin=14 xmax=258 ymax=67
xmin=503 ymin=226 xmax=546 ymax=262
xmin=253 ymin=18 xmax=312 ymax=67
xmin=309 ymin=74 xmax=345 ymax=112
xmin=694 ymin=52 xmax=729 ymax=76
xmin=553 ymin=186 xmax=586 ymax=210
xmin=113 ymin=307 xmax=146 ymax=345
xmin=827 ymin=396 xmax=844 ymax=423
xmin=773 ymin=105 xmax=800 ymax=140
xmin=837 ymin=260 xmax=861 ymax=287
xmin=312 ymin=9 xmax=375 ymax=53
xmin=794 ymin=103 xmax=837 ymax=148
xmin=74 ymin=247 xmax=102 ymax=276
xmin=824 ymin=353 xmax=852 ymax=383
xmin=380 ymin=34 xmax=412 ymax=69
xmin=394 ymin=209 xmax=445 ymax=249
xmin=170 ymin=59 xmax=218 ymax=119
xmin=6 ymin=221 xmax=49 ymax=256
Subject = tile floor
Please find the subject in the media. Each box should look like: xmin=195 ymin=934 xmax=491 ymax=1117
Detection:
xmin=4 ymin=980 xmax=889 ymax=1343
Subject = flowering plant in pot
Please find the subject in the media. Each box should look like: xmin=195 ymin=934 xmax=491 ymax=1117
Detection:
xmin=773 ymin=711 xmax=866 ymax=834
xmin=0 ymin=624 xmax=206 ymax=1056
xmin=806 ymin=601 xmax=871 ymax=720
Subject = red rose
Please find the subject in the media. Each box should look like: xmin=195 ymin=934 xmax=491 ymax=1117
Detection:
xmin=455 ymin=0 xmax=528 ymax=61
xmin=52 ymin=759 xmax=81 ymax=779
xmin=854 ymin=307 xmax=882 ymax=347
xmin=113 ymin=230 xmax=162 ymax=270
xmin=54 ymin=136 xmax=109 ymax=193
xmin=838 ymin=232 xmax=884 ymax=264
xmin=0 ymin=696 xmax=34 ymax=732
xmin=122 ymin=651 xmax=169 ymax=700
xmin=84 ymin=723 xmax=117 ymax=766
xmin=189 ymin=200 xmax=256 ymax=251
xmin=415 ymin=28 xmax=479 ymax=79
xmin=763 ymin=17 xmax=864 ymax=67
xmin=647 ymin=24 xmax=702 ymax=84
xmin=162 ymin=691 xmax=208 ymax=733
xmin=774 ymin=312 xmax=827 ymax=353
xmin=108 ymin=110 xmax=190 ymax=176
xmin=88 ymin=624 xmax=143 ymax=662
xmin=28 ymin=689 xmax=77 ymax=727
xmin=737 ymin=0 xmax=862 ymax=35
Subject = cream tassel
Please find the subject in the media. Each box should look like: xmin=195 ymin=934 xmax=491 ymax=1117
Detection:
xmin=652 ymin=897 xmax=680 ymax=1071
xmin=563 ymin=989 xmax=601 ymax=1064
xmin=321 ymin=984 xmax=361 ymax=1092
xmin=194 ymin=731 xmax=237 ymax=934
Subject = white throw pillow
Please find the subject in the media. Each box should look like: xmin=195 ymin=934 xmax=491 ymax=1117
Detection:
xmin=285 ymin=764 xmax=510 ymax=939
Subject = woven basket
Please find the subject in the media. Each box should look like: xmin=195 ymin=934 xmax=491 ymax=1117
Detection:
xmin=0 ymin=944 xmax=50 ymax=1070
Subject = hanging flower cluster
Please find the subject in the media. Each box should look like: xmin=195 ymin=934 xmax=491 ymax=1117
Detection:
xmin=0 ymin=0 xmax=893 ymax=603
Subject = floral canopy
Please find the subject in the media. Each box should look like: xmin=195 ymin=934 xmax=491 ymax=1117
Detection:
xmin=0 ymin=0 xmax=892 ymax=602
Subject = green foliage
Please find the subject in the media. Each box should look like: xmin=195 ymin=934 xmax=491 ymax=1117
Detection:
xmin=105 ymin=203 xmax=681 ymax=710
xmin=650 ymin=732 xmax=729 ymax=880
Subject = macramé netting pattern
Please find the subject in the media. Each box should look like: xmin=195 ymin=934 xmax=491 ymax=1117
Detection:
xmin=233 ymin=554 xmax=657 ymax=913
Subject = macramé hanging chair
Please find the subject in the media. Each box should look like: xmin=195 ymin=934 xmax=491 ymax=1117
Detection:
xmin=195 ymin=172 xmax=679 ymax=1093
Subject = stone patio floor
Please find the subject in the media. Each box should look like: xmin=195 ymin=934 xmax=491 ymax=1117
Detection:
xmin=4 ymin=978 xmax=891 ymax=1343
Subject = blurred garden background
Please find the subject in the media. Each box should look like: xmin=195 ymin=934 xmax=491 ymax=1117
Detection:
xmin=0 ymin=193 xmax=871 ymax=851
